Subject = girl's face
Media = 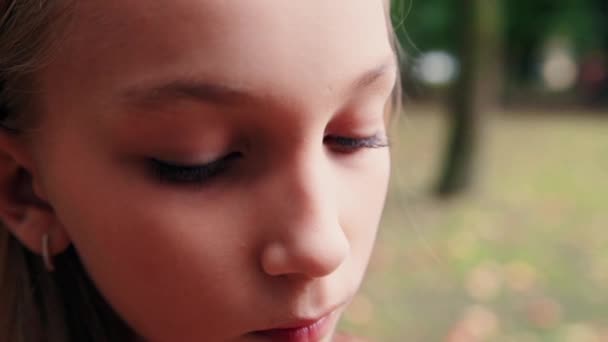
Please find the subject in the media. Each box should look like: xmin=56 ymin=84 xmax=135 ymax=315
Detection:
xmin=28 ymin=0 xmax=395 ymax=341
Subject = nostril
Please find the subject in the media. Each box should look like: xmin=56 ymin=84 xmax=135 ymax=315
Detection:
xmin=260 ymin=242 xmax=290 ymax=277
xmin=259 ymin=229 xmax=350 ymax=279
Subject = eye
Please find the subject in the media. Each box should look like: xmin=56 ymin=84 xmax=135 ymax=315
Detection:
xmin=324 ymin=133 xmax=389 ymax=154
xmin=149 ymin=152 xmax=242 ymax=185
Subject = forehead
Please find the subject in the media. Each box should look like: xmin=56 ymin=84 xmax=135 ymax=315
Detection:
xmin=42 ymin=0 xmax=392 ymax=111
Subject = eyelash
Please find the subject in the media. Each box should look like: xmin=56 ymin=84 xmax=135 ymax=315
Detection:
xmin=151 ymin=152 xmax=242 ymax=185
xmin=323 ymin=134 xmax=389 ymax=153
xmin=151 ymin=134 xmax=389 ymax=185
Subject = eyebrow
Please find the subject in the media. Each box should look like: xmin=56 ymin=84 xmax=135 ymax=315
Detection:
xmin=121 ymin=57 xmax=397 ymax=109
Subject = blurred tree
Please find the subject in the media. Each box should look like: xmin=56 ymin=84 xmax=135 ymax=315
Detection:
xmin=393 ymin=0 xmax=608 ymax=193
xmin=394 ymin=0 xmax=503 ymax=196
xmin=434 ymin=0 xmax=481 ymax=196
xmin=504 ymin=0 xmax=607 ymax=101
xmin=398 ymin=0 xmax=608 ymax=100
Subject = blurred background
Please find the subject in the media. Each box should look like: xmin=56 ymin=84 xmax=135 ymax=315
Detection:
xmin=340 ymin=0 xmax=608 ymax=341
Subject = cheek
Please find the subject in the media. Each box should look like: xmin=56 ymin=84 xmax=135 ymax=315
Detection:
xmin=37 ymin=138 xmax=259 ymax=339
xmin=35 ymin=119 xmax=391 ymax=340
xmin=339 ymin=150 xmax=390 ymax=271
xmin=51 ymin=184 xmax=261 ymax=340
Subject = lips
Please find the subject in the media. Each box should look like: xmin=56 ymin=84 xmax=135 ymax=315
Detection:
xmin=251 ymin=311 xmax=336 ymax=342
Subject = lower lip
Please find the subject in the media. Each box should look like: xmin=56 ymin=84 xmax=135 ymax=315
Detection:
xmin=252 ymin=313 xmax=335 ymax=342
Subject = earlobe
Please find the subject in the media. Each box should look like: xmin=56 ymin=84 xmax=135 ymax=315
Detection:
xmin=2 ymin=199 xmax=71 ymax=256
xmin=0 ymin=129 xmax=71 ymax=256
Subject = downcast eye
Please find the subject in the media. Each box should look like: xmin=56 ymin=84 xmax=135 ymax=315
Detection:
xmin=324 ymin=133 xmax=389 ymax=153
xmin=149 ymin=152 xmax=242 ymax=185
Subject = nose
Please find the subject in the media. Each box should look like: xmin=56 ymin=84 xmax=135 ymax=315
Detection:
xmin=260 ymin=226 xmax=349 ymax=279
xmin=259 ymin=148 xmax=349 ymax=279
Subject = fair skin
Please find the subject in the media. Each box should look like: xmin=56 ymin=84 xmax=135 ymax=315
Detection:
xmin=0 ymin=0 xmax=395 ymax=341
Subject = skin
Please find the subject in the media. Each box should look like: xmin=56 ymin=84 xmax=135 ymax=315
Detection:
xmin=0 ymin=0 xmax=396 ymax=341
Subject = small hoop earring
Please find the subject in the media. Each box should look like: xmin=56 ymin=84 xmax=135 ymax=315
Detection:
xmin=42 ymin=233 xmax=55 ymax=272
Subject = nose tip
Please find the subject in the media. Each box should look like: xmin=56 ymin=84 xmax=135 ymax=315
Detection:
xmin=260 ymin=227 xmax=350 ymax=279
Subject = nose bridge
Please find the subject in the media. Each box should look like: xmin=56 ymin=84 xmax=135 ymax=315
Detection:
xmin=286 ymin=144 xmax=333 ymax=220
xmin=259 ymin=143 xmax=349 ymax=279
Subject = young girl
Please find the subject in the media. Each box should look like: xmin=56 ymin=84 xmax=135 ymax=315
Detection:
xmin=0 ymin=0 xmax=400 ymax=341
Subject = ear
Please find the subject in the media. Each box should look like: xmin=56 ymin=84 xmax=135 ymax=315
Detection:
xmin=0 ymin=128 xmax=71 ymax=256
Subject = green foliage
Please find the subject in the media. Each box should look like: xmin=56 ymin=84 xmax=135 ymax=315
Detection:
xmin=505 ymin=0 xmax=605 ymax=55
xmin=392 ymin=0 xmax=457 ymax=54
xmin=547 ymin=4 xmax=604 ymax=54
xmin=392 ymin=0 xmax=607 ymax=81
xmin=392 ymin=0 xmax=608 ymax=54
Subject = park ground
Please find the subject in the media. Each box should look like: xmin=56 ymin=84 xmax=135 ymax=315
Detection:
xmin=340 ymin=106 xmax=608 ymax=342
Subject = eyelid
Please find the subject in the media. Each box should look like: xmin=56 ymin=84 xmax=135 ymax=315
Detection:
xmin=154 ymin=151 xmax=241 ymax=166
xmin=150 ymin=152 xmax=241 ymax=184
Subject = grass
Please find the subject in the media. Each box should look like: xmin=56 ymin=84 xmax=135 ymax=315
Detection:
xmin=340 ymin=106 xmax=608 ymax=342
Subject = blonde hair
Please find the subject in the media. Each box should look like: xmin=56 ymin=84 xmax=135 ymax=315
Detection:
xmin=0 ymin=1 xmax=403 ymax=341
xmin=1 ymin=0 xmax=55 ymax=127
xmin=0 ymin=1 xmax=134 ymax=341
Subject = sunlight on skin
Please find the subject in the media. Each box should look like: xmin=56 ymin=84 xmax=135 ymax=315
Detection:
xmin=4 ymin=0 xmax=397 ymax=341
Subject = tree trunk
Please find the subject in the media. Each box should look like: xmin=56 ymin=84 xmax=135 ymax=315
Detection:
xmin=435 ymin=0 xmax=481 ymax=197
